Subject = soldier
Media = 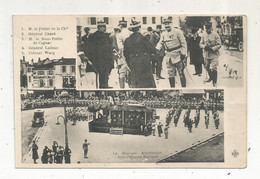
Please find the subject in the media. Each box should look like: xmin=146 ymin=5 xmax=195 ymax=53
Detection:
xmin=164 ymin=124 xmax=169 ymax=139
xmin=200 ymin=22 xmax=222 ymax=87
xmin=213 ymin=109 xmax=220 ymax=129
xmin=156 ymin=17 xmax=187 ymax=87
xmin=88 ymin=20 xmax=114 ymax=88
xmin=124 ymin=19 xmax=157 ymax=88
xmin=183 ymin=109 xmax=190 ymax=127
xmin=205 ymin=111 xmax=210 ymax=129
xmin=187 ymin=118 xmax=193 ymax=133
xmin=157 ymin=122 xmax=163 ymax=137
xmin=116 ymin=19 xmax=132 ymax=88
xmin=152 ymin=120 xmax=156 ymax=136
xmin=83 ymin=139 xmax=90 ymax=158
xmin=194 ymin=111 xmax=200 ymax=128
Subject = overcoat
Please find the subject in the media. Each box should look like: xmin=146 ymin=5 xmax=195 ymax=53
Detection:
xmin=188 ymin=35 xmax=204 ymax=65
xmin=124 ymin=32 xmax=156 ymax=88
xmin=88 ymin=30 xmax=114 ymax=73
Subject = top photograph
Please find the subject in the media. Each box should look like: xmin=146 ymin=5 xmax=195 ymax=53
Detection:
xmin=76 ymin=15 xmax=245 ymax=89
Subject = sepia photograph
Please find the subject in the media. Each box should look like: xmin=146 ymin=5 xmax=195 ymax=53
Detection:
xmin=13 ymin=15 xmax=246 ymax=168
xmin=20 ymin=89 xmax=224 ymax=164
xmin=76 ymin=15 xmax=245 ymax=89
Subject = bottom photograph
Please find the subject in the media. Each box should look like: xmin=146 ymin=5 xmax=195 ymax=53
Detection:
xmin=20 ymin=89 xmax=224 ymax=164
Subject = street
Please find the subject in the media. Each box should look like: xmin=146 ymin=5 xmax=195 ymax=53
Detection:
xmin=108 ymin=47 xmax=243 ymax=88
xmin=22 ymin=107 xmax=224 ymax=164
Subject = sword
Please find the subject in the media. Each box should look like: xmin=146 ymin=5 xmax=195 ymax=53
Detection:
xmin=78 ymin=54 xmax=99 ymax=88
xmin=78 ymin=54 xmax=98 ymax=74
xmin=113 ymin=49 xmax=131 ymax=72
xmin=181 ymin=55 xmax=195 ymax=84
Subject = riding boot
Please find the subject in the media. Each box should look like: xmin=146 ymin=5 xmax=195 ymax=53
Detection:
xmin=212 ymin=70 xmax=217 ymax=86
xmin=119 ymin=77 xmax=125 ymax=88
xmin=180 ymin=74 xmax=186 ymax=87
xmin=205 ymin=70 xmax=212 ymax=82
xmin=169 ymin=77 xmax=175 ymax=88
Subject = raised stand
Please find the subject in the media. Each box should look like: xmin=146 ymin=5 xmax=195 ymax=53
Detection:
xmin=109 ymin=127 xmax=124 ymax=135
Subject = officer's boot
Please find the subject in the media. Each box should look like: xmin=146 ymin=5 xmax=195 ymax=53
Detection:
xmin=212 ymin=70 xmax=217 ymax=87
xmin=156 ymin=66 xmax=165 ymax=80
xmin=169 ymin=77 xmax=175 ymax=88
xmin=119 ymin=77 xmax=125 ymax=88
xmin=180 ymin=74 xmax=186 ymax=87
xmin=205 ymin=70 xmax=212 ymax=82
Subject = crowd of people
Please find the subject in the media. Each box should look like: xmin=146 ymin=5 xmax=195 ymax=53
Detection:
xmin=78 ymin=16 xmax=222 ymax=88
xmin=21 ymin=91 xmax=223 ymax=111
xmin=31 ymin=141 xmax=71 ymax=164
xmin=144 ymin=104 xmax=221 ymax=140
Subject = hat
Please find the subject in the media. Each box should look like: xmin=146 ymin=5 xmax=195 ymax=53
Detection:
xmin=205 ymin=22 xmax=212 ymax=29
xmin=97 ymin=20 xmax=106 ymax=26
xmin=162 ymin=17 xmax=172 ymax=24
xmin=147 ymin=26 xmax=153 ymax=32
xmin=84 ymin=27 xmax=90 ymax=32
xmin=118 ymin=19 xmax=127 ymax=26
xmin=129 ymin=18 xmax=141 ymax=30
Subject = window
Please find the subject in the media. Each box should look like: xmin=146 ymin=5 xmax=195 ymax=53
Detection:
xmin=104 ymin=17 xmax=109 ymax=24
xmin=71 ymin=66 xmax=75 ymax=73
xmin=27 ymin=68 xmax=32 ymax=73
xmin=40 ymin=79 xmax=45 ymax=87
xmin=28 ymin=76 xmax=31 ymax=83
xmin=37 ymin=70 xmax=44 ymax=75
xmin=33 ymin=71 xmax=36 ymax=75
xmin=62 ymin=66 xmax=66 ymax=73
xmin=90 ymin=17 xmax=96 ymax=25
xmin=152 ymin=17 xmax=156 ymax=24
xmin=160 ymin=17 xmax=163 ymax=24
xmin=48 ymin=70 xmax=53 ymax=75
xmin=63 ymin=76 xmax=76 ymax=88
xmin=49 ymin=79 xmax=53 ymax=87
xmin=142 ymin=17 xmax=147 ymax=24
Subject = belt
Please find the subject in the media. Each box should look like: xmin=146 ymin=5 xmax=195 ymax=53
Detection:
xmin=166 ymin=45 xmax=182 ymax=52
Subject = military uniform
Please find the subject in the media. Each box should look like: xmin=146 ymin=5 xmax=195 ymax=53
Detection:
xmin=156 ymin=25 xmax=187 ymax=87
xmin=116 ymin=25 xmax=132 ymax=88
xmin=200 ymin=24 xmax=221 ymax=86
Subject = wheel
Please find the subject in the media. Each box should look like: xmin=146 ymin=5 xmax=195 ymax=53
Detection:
xmin=238 ymin=41 xmax=243 ymax=52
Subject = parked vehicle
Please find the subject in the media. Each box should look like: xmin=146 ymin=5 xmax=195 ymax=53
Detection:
xmin=32 ymin=110 xmax=45 ymax=127
xmin=222 ymin=27 xmax=243 ymax=52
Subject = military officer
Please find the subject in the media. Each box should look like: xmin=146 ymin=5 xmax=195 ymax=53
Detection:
xmin=156 ymin=17 xmax=188 ymax=87
xmin=205 ymin=111 xmax=210 ymax=129
xmin=116 ymin=19 xmax=132 ymax=88
xmin=213 ymin=109 xmax=220 ymax=129
xmin=200 ymin=22 xmax=222 ymax=87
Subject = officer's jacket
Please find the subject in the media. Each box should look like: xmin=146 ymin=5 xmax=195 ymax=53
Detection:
xmin=199 ymin=31 xmax=222 ymax=59
xmin=117 ymin=28 xmax=132 ymax=50
xmin=116 ymin=28 xmax=132 ymax=65
xmin=156 ymin=28 xmax=187 ymax=64
xmin=156 ymin=28 xmax=187 ymax=55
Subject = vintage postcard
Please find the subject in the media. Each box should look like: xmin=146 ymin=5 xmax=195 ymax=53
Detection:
xmin=13 ymin=15 xmax=246 ymax=168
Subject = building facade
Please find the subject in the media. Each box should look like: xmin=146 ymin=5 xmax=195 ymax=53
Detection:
xmin=24 ymin=57 xmax=76 ymax=97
